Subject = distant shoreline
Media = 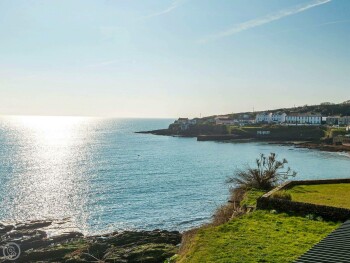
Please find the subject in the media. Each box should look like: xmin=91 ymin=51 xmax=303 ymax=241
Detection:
xmin=137 ymin=129 xmax=350 ymax=153
xmin=272 ymin=141 xmax=350 ymax=153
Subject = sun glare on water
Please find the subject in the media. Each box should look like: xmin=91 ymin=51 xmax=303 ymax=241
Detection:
xmin=1 ymin=116 xmax=95 ymax=233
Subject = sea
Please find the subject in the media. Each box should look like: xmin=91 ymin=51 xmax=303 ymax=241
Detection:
xmin=0 ymin=116 xmax=349 ymax=235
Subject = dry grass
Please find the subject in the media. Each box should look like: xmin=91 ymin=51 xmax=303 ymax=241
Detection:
xmin=212 ymin=203 xmax=236 ymax=226
xmin=177 ymin=227 xmax=200 ymax=258
xmin=212 ymin=187 xmax=247 ymax=226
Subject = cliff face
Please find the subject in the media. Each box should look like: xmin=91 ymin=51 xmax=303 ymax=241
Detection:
xmin=168 ymin=124 xmax=228 ymax=137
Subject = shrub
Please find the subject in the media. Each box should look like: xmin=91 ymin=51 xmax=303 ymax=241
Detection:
xmin=271 ymin=190 xmax=292 ymax=200
xmin=178 ymin=228 xmax=199 ymax=257
xmin=227 ymin=153 xmax=297 ymax=191
xmin=229 ymin=187 xmax=246 ymax=204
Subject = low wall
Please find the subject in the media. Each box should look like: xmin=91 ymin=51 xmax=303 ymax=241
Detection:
xmin=257 ymin=178 xmax=350 ymax=221
xmin=230 ymin=126 xmax=325 ymax=141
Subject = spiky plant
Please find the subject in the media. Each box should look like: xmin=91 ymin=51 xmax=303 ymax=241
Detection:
xmin=227 ymin=153 xmax=296 ymax=191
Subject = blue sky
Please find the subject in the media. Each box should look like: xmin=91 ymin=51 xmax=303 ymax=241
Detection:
xmin=0 ymin=0 xmax=349 ymax=117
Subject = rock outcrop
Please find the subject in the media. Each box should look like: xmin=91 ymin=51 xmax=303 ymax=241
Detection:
xmin=0 ymin=220 xmax=181 ymax=262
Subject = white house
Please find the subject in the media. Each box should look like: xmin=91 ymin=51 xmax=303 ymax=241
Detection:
xmin=271 ymin=112 xmax=287 ymax=123
xmin=256 ymin=112 xmax=286 ymax=124
xmin=215 ymin=116 xmax=236 ymax=125
xmin=285 ymin=114 xmax=322 ymax=125
xmin=255 ymin=112 xmax=272 ymax=123
xmin=174 ymin=118 xmax=198 ymax=130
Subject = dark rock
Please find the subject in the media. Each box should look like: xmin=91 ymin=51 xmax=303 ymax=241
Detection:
xmin=106 ymin=230 xmax=181 ymax=247
xmin=14 ymin=220 xmax=52 ymax=230
xmin=49 ymin=231 xmax=84 ymax=243
xmin=19 ymin=239 xmax=88 ymax=263
xmin=104 ymin=243 xmax=178 ymax=263
xmin=2 ymin=229 xmax=47 ymax=240
xmin=0 ymin=219 xmax=181 ymax=263
xmin=0 ymin=223 xmax=14 ymax=236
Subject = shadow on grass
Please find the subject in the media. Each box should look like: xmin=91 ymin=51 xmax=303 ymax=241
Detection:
xmin=288 ymin=185 xmax=320 ymax=194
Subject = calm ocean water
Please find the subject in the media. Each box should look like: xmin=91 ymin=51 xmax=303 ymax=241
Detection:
xmin=0 ymin=116 xmax=349 ymax=235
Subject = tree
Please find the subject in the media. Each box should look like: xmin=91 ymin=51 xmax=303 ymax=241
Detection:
xmin=227 ymin=153 xmax=296 ymax=191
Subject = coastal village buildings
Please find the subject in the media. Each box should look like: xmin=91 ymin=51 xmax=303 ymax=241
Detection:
xmin=326 ymin=116 xmax=340 ymax=125
xmin=255 ymin=112 xmax=272 ymax=123
xmin=176 ymin=113 xmax=348 ymax=130
xmin=326 ymin=116 xmax=350 ymax=126
xmin=285 ymin=114 xmax=322 ymax=125
xmin=256 ymin=112 xmax=322 ymax=125
xmin=215 ymin=116 xmax=255 ymax=126
xmin=339 ymin=116 xmax=350 ymax=126
xmin=240 ymin=119 xmax=256 ymax=125
xmin=174 ymin=118 xmax=197 ymax=130
xmin=215 ymin=116 xmax=236 ymax=125
xmin=174 ymin=118 xmax=198 ymax=125
xmin=271 ymin=112 xmax=287 ymax=123
xmin=255 ymin=112 xmax=286 ymax=124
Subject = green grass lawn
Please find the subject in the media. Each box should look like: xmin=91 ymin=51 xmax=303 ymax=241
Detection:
xmin=177 ymin=211 xmax=339 ymax=263
xmin=286 ymin=183 xmax=350 ymax=209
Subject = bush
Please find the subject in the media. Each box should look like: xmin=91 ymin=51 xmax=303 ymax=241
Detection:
xmin=271 ymin=191 xmax=292 ymax=200
xmin=227 ymin=153 xmax=297 ymax=191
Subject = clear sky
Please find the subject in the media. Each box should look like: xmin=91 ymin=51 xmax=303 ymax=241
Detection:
xmin=1 ymin=0 xmax=349 ymax=118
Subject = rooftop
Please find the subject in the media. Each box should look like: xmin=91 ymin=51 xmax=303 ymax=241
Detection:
xmin=296 ymin=220 xmax=350 ymax=263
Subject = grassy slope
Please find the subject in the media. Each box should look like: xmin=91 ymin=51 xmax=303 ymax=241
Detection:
xmin=177 ymin=211 xmax=339 ymax=263
xmin=287 ymin=183 xmax=350 ymax=209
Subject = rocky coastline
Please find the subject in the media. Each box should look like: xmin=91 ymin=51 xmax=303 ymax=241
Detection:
xmin=0 ymin=220 xmax=181 ymax=262
xmin=136 ymin=129 xmax=175 ymax=136
xmin=268 ymin=141 xmax=350 ymax=153
xmin=137 ymin=129 xmax=350 ymax=153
